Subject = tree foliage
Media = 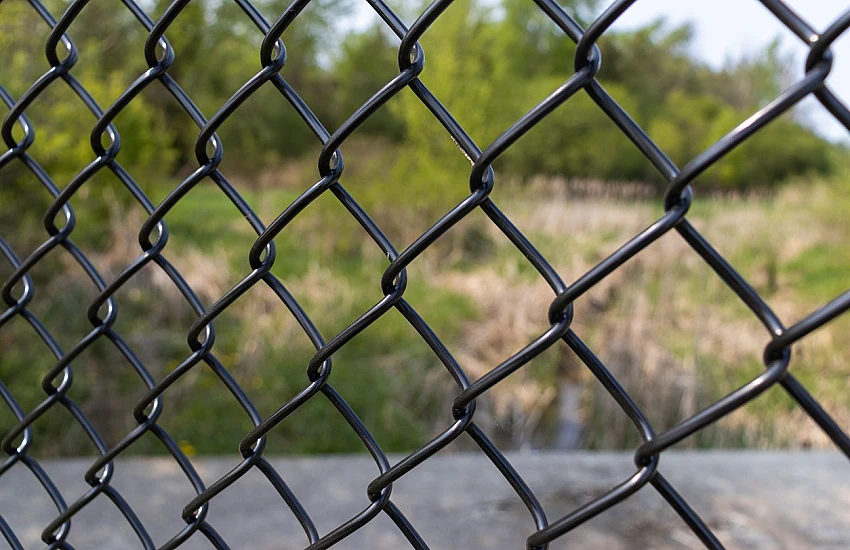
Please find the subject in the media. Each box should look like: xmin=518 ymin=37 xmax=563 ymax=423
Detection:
xmin=0 ymin=0 xmax=842 ymax=195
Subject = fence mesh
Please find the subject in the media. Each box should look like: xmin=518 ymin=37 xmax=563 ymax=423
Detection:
xmin=2 ymin=0 xmax=850 ymax=548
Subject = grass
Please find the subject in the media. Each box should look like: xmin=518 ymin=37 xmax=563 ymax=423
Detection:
xmin=2 ymin=173 xmax=850 ymax=456
xmin=785 ymin=244 xmax=850 ymax=302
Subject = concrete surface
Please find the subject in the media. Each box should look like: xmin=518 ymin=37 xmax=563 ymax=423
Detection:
xmin=1 ymin=452 xmax=849 ymax=549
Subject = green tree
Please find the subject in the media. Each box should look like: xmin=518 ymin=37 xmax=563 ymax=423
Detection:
xmin=332 ymin=24 xmax=405 ymax=139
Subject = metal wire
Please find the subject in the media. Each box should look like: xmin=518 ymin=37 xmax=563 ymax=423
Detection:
xmin=2 ymin=0 xmax=850 ymax=548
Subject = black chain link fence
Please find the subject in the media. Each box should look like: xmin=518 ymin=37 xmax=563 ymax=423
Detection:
xmin=2 ymin=0 xmax=850 ymax=548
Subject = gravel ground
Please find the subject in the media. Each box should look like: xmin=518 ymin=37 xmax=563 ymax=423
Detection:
xmin=2 ymin=451 xmax=849 ymax=549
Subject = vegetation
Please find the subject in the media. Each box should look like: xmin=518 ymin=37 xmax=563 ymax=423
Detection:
xmin=1 ymin=0 xmax=849 ymax=457
xmin=0 ymin=0 xmax=842 ymax=193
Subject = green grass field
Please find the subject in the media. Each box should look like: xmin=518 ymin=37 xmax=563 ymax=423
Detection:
xmin=2 ymin=173 xmax=849 ymax=456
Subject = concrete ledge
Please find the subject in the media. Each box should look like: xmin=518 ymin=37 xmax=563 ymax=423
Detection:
xmin=2 ymin=452 xmax=849 ymax=549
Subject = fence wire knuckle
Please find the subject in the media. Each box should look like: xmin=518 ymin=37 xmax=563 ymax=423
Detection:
xmin=2 ymin=0 xmax=850 ymax=548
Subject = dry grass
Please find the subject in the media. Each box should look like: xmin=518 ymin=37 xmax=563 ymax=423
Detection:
xmin=431 ymin=180 xmax=850 ymax=450
xmin=8 ymin=176 xmax=848 ymax=453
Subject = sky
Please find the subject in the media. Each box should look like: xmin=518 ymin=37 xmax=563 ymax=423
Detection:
xmin=350 ymin=0 xmax=850 ymax=142
xmin=611 ymin=0 xmax=850 ymax=142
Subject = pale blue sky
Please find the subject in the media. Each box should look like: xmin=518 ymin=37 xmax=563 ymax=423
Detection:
xmin=612 ymin=0 xmax=850 ymax=141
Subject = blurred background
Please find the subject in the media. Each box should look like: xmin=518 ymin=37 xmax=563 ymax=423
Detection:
xmin=1 ymin=0 xmax=849 ymax=459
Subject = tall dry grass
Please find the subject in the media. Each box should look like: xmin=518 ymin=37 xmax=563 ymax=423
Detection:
xmin=6 ymin=175 xmax=848 ymax=454
xmin=437 ymin=178 xmax=850 ymax=450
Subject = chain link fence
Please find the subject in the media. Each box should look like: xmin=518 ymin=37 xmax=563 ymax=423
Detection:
xmin=2 ymin=0 xmax=850 ymax=548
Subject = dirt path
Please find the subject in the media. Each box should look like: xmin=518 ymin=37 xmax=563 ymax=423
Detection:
xmin=2 ymin=451 xmax=848 ymax=549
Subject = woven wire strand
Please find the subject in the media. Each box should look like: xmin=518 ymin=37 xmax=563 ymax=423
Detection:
xmin=2 ymin=0 xmax=850 ymax=548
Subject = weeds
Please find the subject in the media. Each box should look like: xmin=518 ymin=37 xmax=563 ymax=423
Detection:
xmin=3 ymin=173 xmax=849 ymax=454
